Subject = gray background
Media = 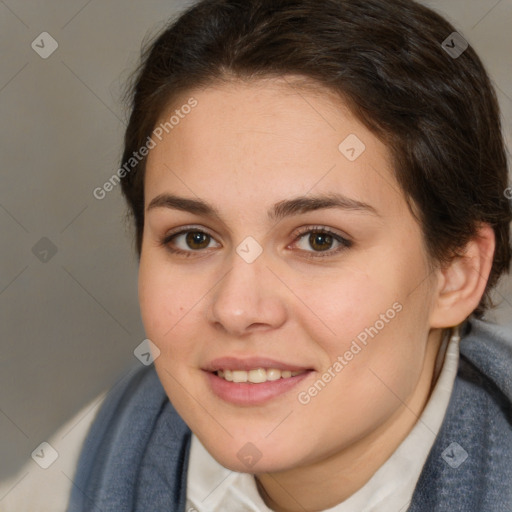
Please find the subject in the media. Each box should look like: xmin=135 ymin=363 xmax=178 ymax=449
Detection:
xmin=1 ymin=0 xmax=511 ymax=481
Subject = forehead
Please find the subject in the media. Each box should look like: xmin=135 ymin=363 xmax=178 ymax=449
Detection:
xmin=144 ymin=78 xmax=407 ymax=219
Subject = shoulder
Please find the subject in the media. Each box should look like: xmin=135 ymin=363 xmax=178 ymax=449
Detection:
xmin=458 ymin=318 xmax=512 ymax=402
xmin=0 ymin=364 xmax=178 ymax=512
xmin=68 ymin=364 xmax=190 ymax=511
xmin=410 ymin=319 xmax=512 ymax=511
xmin=0 ymin=392 xmax=105 ymax=512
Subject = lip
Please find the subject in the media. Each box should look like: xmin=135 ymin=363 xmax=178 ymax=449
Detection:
xmin=203 ymin=356 xmax=313 ymax=372
xmin=204 ymin=369 xmax=313 ymax=406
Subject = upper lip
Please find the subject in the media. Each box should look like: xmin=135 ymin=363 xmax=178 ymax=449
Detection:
xmin=203 ymin=357 xmax=313 ymax=372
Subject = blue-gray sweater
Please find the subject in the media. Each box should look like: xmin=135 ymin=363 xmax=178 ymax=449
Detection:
xmin=67 ymin=319 xmax=512 ymax=511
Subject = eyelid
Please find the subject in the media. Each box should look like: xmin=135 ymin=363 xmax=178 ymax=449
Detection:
xmin=161 ymin=224 xmax=219 ymax=243
xmin=290 ymin=224 xmax=352 ymax=242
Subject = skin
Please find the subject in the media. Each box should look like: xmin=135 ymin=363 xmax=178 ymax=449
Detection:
xmin=138 ymin=77 xmax=494 ymax=511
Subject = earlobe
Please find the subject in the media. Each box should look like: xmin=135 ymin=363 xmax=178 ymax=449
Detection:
xmin=430 ymin=224 xmax=495 ymax=328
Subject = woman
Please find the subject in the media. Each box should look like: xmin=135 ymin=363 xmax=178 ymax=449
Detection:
xmin=68 ymin=0 xmax=512 ymax=510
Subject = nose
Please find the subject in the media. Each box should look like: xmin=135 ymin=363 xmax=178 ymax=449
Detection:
xmin=206 ymin=251 xmax=288 ymax=336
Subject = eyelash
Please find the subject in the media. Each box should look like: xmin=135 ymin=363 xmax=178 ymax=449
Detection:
xmin=159 ymin=225 xmax=352 ymax=259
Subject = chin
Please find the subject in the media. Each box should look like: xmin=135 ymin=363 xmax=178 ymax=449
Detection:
xmin=200 ymin=435 xmax=302 ymax=474
xmin=215 ymin=453 xmax=291 ymax=474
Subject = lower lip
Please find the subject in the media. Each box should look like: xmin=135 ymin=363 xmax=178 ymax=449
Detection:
xmin=204 ymin=370 xmax=313 ymax=406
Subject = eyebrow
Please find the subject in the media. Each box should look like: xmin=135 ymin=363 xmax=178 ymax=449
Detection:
xmin=146 ymin=192 xmax=379 ymax=221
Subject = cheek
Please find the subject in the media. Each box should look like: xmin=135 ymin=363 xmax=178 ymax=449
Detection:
xmin=138 ymin=258 xmax=168 ymax=338
xmin=300 ymin=264 xmax=399 ymax=346
xmin=138 ymin=250 xmax=222 ymax=383
xmin=138 ymin=252 xmax=193 ymax=344
xmin=299 ymin=255 xmax=429 ymax=393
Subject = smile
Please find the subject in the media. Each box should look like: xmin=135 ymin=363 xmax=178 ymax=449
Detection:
xmin=205 ymin=369 xmax=313 ymax=406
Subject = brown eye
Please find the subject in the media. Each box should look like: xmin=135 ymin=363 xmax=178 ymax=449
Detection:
xmin=308 ymin=232 xmax=334 ymax=251
xmin=185 ymin=231 xmax=211 ymax=250
xmin=162 ymin=228 xmax=221 ymax=256
xmin=291 ymin=227 xmax=352 ymax=258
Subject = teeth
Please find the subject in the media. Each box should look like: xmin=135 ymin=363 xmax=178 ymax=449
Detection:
xmin=215 ymin=368 xmax=304 ymax=383
xmin=248 ymin=368 xmax=267 ymax=383
xmin=266 ymin=369 xmax=282 ymax=381
xmin=232 ymin=370 xmax=248 ymax=383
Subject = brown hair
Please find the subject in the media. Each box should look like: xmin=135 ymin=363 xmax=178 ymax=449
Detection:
xmin=119 ymin=0 xmax=511 ymax=317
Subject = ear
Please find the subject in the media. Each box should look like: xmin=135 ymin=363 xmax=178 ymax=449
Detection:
xmin=429 ymin=224 xmax=495 ymax=328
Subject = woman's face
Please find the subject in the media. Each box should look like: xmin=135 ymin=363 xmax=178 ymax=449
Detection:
xmin=139 ymin=78 xmax=442 ymax=474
